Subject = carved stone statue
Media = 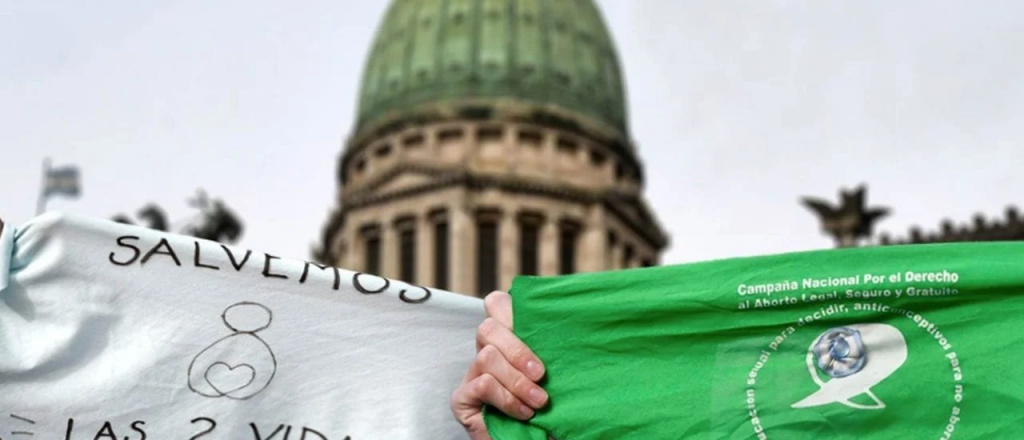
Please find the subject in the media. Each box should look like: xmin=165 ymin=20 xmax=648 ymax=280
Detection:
xmin=138 ymin=204 xmax=169 ymax=232
xmin=184 ymin=190 xmax=243 ymax=243
xmin=111 ymin=189 xmax=243 ymax=244
xmin=112 ymin=204 xmax=168 ymax=231
xmin=802 ymin=185 xmax=890 ymax=248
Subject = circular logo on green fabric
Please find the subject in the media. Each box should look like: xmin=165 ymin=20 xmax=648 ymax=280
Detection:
xmin=744 ymin=303 xmax=964 ymax=439
xmin=810 ymin=326 xmax=868 ymax=379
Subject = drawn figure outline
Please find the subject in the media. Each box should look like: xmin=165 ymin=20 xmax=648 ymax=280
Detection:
xmin=188 ymin=301 xmax=277 ymax=400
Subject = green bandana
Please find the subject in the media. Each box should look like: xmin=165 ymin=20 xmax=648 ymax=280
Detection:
xmin=484 ymin=242 xmax=1024 ymax=439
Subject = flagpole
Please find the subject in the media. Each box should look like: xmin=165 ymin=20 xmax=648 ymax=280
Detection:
xmin=37 ymin=157 xmax=51 ymax=216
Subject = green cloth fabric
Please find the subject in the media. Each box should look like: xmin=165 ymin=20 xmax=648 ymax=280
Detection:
xmin=484 ymin=242 xmax=1023 ymax=439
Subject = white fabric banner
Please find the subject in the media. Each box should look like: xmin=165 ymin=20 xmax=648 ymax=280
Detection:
xmin=0 ymin=213 xmax=482 ymax=440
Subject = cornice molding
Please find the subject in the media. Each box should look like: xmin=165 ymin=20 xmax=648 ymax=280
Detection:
xmin=338 ymin=114 xmax=644 ymax=187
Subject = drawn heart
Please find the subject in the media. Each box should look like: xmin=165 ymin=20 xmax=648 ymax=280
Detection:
xmin=204 ymin=362 xmax=256 ymax=396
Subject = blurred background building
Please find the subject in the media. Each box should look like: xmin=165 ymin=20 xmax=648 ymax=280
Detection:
xmin=804 ymin=185 xmax=1023 ymax=248
xmin=17 ymin=1 xmax=1020 ymax=288
xmin=314 ymin=0 xmax=668 ymax=297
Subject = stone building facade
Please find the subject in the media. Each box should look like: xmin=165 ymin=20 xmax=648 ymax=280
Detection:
xmin=315 ymin=0 xmax=668 ymax=297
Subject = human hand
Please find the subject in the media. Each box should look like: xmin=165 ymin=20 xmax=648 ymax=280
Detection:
xmin=451 ymin=291 xmax=548 ymax=440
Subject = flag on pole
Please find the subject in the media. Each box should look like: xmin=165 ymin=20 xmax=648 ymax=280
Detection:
xmin=43 ymin=165 xmax=81 ymax=198
xmin=37 ymin=159 xmax=81 ymax=215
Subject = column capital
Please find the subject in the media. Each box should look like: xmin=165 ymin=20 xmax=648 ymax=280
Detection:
xmin=358 ymin=222 xmax=382 ymax=238
xmin=427 ymin=206 xmax=449 ymax=223
xmin=556 ymin=216 xmax=583 ymax=231
xmin=391 ymin=214 xmax=417 ymax=229
xmin=474 ymin=206 xmax=505 ymax=221
xmin=516 ymin=210 xmax=546 ymax=225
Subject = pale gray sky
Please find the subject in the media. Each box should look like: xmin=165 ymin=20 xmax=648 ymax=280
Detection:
xmin=2 ymin=1 xmax=1023 ymax=265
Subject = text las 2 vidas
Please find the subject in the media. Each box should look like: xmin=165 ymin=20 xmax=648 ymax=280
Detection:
xmin=106 ymin=235 xmax=432 ymax=305
xmin=61 ymin=418 xmax=345 ymax=440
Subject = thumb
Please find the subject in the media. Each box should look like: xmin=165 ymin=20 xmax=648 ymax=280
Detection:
xmin=451 ymin=383 xmax=493 ymax=440
xmin=462 ymin=413 xmax=492 ymax=440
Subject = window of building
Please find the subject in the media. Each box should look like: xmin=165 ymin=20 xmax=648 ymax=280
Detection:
xmin=559 ymin=221 xmax=579 ymax=275
xmin=478 ymin=126 xmax=503 ymax=142
xmin=438 ymin=127 xmax=464 ymax=142
xmin=641 ymin=258 xmax=654 ymax=268
xmin=477 ymin=215 xmax=499 ymax=296
xmin=622 ymin=244 xmax=634 ymax=269
xmin=365 ymin=236 xmax=381 ymax=275
xmin=518 ymin=129 xmax=543 ymax=146
xmin=519 ymin=215 xmax=541 ymax=276
xmin=556 ymin=137 xmax=578 ymax=154
xmin=607 ymin=230 xmax=618 ymax=269
xmin=398 ymin=224 xmax=416 ymax=283
xmin=403 ymin=133 xmax=425 ymax=148
xmin=434 ymin=219 xmax=449 ymax=290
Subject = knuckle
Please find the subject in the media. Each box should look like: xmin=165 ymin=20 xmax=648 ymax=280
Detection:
xmin=450 ymin=395 xmax=474 ymax=426
xmin=476 ymin=320 xmax=491 ymax=337
xmin=483 ymin=291 xmax=509 ymax=316
xmin=503 ymin=389 xmax=520 ymax=410
xmin=474 ymin=373 xmax=497 ymax=396
xmin=477 ymin=344 xmax=499 ymax=365
xmin=449 ymin=387 xmax=462 ymax=410
xmin=471 ymin=354 xmax=487 ymax=373
xmin=505 ymin=344 xmax=527 ymax=366
xmin=483 ymin=291 xmax=502 ymax=309
xmin=477 ymin=317 xmax=497 ymax=339
xmin=510 ymin=373 xmax=531 ymax=395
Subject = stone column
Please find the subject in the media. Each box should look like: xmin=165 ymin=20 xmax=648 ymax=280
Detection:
xmin=416 ymin=213 xmax=432 ymax=286
xmin=382 ymin=221 xmax=398 ymax=279
xmin=604 ymin=230 xmax=617 ymax=271
xmin=610 ymin=238 xmax=623 ymax=271
xmin=578 ymin=207 xmax=606 ymax=273
xmin=499 ymin=209 xmax=518 ymax=291
xmin=342 ymin=224 xmax=359 ymax=270
xmin=450 ymin=202 xmax=474 ymax=295
xmin=539 ymin=217 xmax=558 ymax=276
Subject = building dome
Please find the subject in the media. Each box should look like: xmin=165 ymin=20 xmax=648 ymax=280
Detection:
xmin=354 ymin=0 xmax=629 ymax=142
xmin=318 ymin=0 xmax=668 ymax=296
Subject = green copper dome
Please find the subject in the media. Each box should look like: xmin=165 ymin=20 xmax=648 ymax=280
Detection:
xmin=354 ymin=0 xmax=629 ymax=140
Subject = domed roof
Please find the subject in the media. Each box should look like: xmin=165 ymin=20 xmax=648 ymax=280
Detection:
xmin=354 ymin=0 xmax=629 ymax=140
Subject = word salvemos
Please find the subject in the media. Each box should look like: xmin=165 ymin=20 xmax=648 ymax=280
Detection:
xmin=106 ymin=235 xmax=431 ymax=304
